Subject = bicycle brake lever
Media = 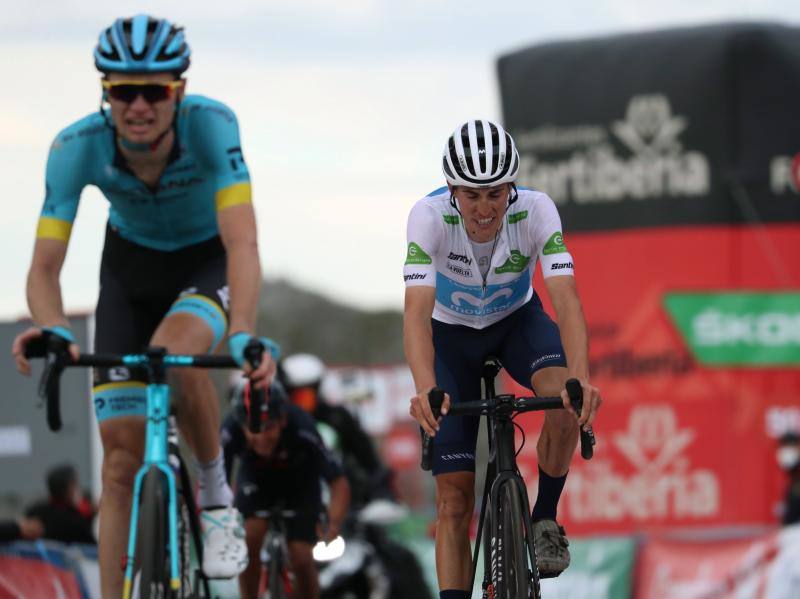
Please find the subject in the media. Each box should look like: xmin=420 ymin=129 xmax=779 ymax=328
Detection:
xmin=565 ymin=378 xmax=595 ymax=460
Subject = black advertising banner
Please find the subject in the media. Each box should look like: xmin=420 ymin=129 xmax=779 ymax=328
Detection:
xmin=497 ymin=23 xmax=800 ymax=231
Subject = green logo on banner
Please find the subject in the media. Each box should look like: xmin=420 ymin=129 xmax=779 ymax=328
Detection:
xmin=405 ymin=242 xmax=432 ymax=265
xmin=542 ymin=231 xmax=567 ymax=255
xmin=508 ymin=210 xmax=528 ymax=224
xmin=664 ymin=292 xmax=800 ymax=366
xmin=495 ymin=250 xmax=530 ymax=274
xmin=442 ymin=214 xmax=460 ymax=225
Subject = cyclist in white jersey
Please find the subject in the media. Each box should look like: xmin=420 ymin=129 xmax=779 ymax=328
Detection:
xmin=404 ymin=120 xmax=601 ymax=598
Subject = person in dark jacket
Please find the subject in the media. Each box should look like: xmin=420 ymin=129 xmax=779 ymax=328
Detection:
xmin=24 ymin=464 xmax=95 ymax=544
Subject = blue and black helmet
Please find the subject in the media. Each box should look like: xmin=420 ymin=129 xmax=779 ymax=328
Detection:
xmin=94 ymin=14 xmax=190 ymax=75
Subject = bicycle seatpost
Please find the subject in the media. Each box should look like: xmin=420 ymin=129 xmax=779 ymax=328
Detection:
xmin=420 ymin=388 xmax=445 ymax=471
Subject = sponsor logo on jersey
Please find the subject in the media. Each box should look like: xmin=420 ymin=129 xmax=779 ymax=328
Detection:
xmin=436 ymin=272 xmax=530 ymax=317
xmin=550 ymin=261 xmax=574 ymax=270
xmin=216 ymin=286 xmax=231 ymax=311
xmin=542 ymin=232 xmax=568 ymax=255
xmin=507 ymin=210 xmax=528 ymax=224
xmin=405 ymin=242 xmax=432 ymax=265
xmin=494 ymin=250 xmax=531 ymax=274
xmin=109 ymin=367 xmax=131 ymax=382
xmin=448 ymin=252 xmax=472 ymax=265
xmin=447 ymin=264 xmax=472 ymax=277
xmin=442 ymin=214 xmax=460 ymax=225
xmin=404 ymin=273 xmax=427 ymax=281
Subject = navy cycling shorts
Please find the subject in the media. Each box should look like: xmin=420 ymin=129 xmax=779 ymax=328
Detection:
xmin=430 ymin=295 xmax=566 ymax=475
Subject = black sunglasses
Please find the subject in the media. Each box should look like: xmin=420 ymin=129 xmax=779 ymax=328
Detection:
xmin=102 ymin=80 xmax=182 ymax=103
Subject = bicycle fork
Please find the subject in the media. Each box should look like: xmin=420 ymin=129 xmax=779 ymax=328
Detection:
xmin=122 ymin=383 xmax=182 ymax=599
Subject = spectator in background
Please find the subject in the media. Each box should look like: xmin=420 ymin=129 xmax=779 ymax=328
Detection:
xmin=0 ymin=517 xmax=44 ymax=543
xmin=25 ymin=464 xmax=95 ymax=545
xmin=777 ymin=432 xmax=800 ymax=526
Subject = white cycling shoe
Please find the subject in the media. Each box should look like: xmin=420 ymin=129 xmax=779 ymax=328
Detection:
xmin=201 ymin=506 xmax=248 ymax=579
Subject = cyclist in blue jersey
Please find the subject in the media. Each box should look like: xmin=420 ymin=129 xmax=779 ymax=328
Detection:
xmin=11 ymin=14 xmax=273 ymax=597
xmin=404 ymin=120 xmax=602 ymax=597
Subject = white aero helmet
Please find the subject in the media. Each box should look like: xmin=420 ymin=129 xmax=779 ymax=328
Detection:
xmin=442 ymin=120 xmax=520 ymax=188
xmin=280 ymin=353 xmax=325 ymax=389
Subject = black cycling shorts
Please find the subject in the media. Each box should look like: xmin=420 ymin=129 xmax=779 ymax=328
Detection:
xmin=234 ymin=460 xmax=322 ymax=544
xmin=431 ymin=294 xmax=567 ymax=475
xmin=92 ymin=226 xmax=228 ymax=422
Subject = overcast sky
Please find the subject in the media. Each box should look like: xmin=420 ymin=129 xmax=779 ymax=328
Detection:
xmin=1 ymin=0 xmax=798 ymax=320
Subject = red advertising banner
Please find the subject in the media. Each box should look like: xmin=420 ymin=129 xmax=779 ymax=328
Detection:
xmin=510 ymin=224 xmax=800 ymax=535
xmin=0 ymin=555 xmax=83 ymax=599
xmin=636 ymin=526 xmax=800 ymax=598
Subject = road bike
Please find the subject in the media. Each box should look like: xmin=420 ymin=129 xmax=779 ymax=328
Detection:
xmin=28 ymin=333 xmax=271 ymax=598
xmin=421 ymin=358 xmax=596 ymax=599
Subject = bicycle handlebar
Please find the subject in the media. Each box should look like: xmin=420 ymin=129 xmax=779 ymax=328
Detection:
xmin=25 ymin=331 xmax=266 ymax=432
xmin=420 ymin=378 xmax=596 ymax=471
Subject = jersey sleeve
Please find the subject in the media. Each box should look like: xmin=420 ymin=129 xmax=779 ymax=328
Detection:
xmin=37 ymin=131 xmax=91 ymax=243
xmin=296 ymin=422 xmax=344 ymax=483
xmin=403 ymin=200 xmax=441 ymax=287
xmin=531 ymin=193 xmax=575 ymax=278
xmin=185 ymin=98 xmax=252 ymax=212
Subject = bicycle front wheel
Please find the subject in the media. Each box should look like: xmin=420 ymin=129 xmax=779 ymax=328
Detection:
xmin=136 ymin=467 xmax=170 ymax=599
xmin=267 ymin=540 xmax=286 ymax=599
xmin=493 ymin=480 xmax=532 ymax=599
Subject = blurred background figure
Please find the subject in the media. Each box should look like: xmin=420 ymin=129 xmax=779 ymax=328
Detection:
xmin=777 ymin=432 xmax=800 ymax=526
xmin=0 ymin=516 xmax=44 ymax=543
xmin=278 ymin=353 xmax=398 ymax=510
xmin=24 ymin=464 xmax=95 ymax=545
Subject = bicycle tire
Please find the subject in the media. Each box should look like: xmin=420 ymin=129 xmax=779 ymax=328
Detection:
xmin=493 ymin=480 xmax=531 ymax=599
xmin=136 ymin=467 xmax=170 ymax=599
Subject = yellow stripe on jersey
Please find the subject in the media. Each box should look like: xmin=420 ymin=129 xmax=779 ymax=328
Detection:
xmin=215 ymin=182 xmax=252 ymax=211
xmin=36 ymin=217 xmax=73 ymax=242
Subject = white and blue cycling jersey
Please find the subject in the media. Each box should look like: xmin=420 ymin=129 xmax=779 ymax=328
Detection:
xmin=403 ymin=186 xmax=575 ymax=329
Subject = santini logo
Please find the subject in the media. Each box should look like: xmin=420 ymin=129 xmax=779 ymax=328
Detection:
xmin=448 ymin=252 xmax=472 ymax=265
xmin=551 ymin=262 xmax=574 ymax=270
xmin=404 ymin=273 xmax=427 ymax=281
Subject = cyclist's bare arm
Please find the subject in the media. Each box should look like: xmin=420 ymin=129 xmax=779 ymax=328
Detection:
xmin=13 ymin=239 xmax=79 ymax=374
xmin=325 ymin=475 xmax=350 ymax=541
xmin=217 ymin=203 xmax=273 ymax=383
xmin=403 ymin=286 xmax=449 ymax=435
xmin=26 ymin=238 xmax=70 ymax=328
xmin=543 ymin=275 xmax=601 ymax=426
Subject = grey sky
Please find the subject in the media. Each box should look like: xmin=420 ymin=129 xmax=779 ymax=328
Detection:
xmin=1 ymin=0 xmax=798 ymax=319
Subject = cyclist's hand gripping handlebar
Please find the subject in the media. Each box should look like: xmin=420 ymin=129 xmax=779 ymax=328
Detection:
xmin=420 ymin=388 xmax=445 ymax=471
xmin=243 ymin=338 xmax=266 ymax=434
xmin=565 ymin=378 xmax=596 ymax=460
xmin=27 ymin=332 xmax=72 ymax=432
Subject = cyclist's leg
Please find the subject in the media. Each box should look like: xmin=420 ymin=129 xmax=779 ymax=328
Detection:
xmin=284 ymin=472 xmax=324 ymax=599
xmin=430 ymin=319 xmax=483 ymax=592
xmin=234 ymin=463 xmax=270 ymax=599
xmin=93 ymin=265 xmax=155 ymax=598
xmin=240 ymin=517 xmax=268 ymax=599
xmin=149 ymin=256 xmax=229 ymax=503
xmin=497 ymin=296 xmax=578 ymax=478
xmin=286 ymin=541 xmax=317 ymax=599
xmin=499 ymin=298 xmax=575 ymax=576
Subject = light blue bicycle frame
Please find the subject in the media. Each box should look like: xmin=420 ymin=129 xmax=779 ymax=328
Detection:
xmin=121 ymin=354 xmax=195 ymax=599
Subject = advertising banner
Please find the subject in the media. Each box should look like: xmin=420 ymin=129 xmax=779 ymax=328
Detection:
xmin=636 ymin=525 xmax=800 ymax=599
xmin=498 ymin=23 xmax=800 ymax=535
